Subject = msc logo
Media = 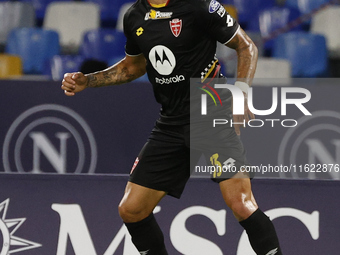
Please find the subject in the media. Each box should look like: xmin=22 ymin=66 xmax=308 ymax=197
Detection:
xmin=149 ymin=45 xmax=176 ymax=75
xmin=2 ymin=104 xmax=97 ymax=174
xmin=0 ymin=199 xmax=41 ymax=254
xmin=278 ymin=110 xmax=340 ymax=180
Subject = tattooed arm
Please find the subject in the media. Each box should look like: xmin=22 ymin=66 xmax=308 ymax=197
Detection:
xmin=225 ymin=28 xmax=258 ymax=135
xmin=61 ymin=54 xmax=146 ymax=96
xmin=226 ymin=28 xmax=258 ymax=86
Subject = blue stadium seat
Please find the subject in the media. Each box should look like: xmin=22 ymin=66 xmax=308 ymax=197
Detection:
xmin=43 ymin=2 xmax=100 ymax=53
xmin=116 ymin=2 xmax=134 ymax=31
xmin=224 ymin=0 xmax=276 ymax=28
xmin=285 ymin=0 xmax=330 ymax=14
xmin=83 ymin=0 xmax=125 ymax=26
xmin=0 ymin=2 xmax=36 ymax=45
xmin=21 ymin=0 xmax=72 ymax=22
xmin=248 ymin=7 xmax=302 ymax=54
xmin=47 ymin=55 xmax=85 ymax=81
xmin=80 ymin=29 xmax=126 ymax=63
xmin=311 ymin=6 xmax=340 ymax=57
xmin=284 ymin=0 xmax=331 ymax=29
xmin=273 ymin=32 xmax=328 ymax=77
xmin=5 ymin=28 xmax=60 ymax=74
xmin=0 ymin=54 xmax=23 ymax=78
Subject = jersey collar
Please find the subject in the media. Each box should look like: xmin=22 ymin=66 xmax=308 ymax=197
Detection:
xmin=147 ymin=0 xmax=170 ymax=8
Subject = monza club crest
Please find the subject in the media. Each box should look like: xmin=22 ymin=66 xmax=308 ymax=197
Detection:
xmin=170 ymin=18 xmax=182 ymax=37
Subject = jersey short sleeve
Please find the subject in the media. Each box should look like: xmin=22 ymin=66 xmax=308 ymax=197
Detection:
xmin=123 ymin=7 xmax=143 ymax=56
xmin=196 ymin=0 xmax=240 ymax=44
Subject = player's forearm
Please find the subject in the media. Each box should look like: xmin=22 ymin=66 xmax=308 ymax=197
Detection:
xmin=235 ymin=33 xmax=258 ymax=86
xmin=85 ymin=59 xmax=145 ymax=88
xmin=227 ymin=29 xmax=258 ymax=86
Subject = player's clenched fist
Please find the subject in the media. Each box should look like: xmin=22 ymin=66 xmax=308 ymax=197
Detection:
xmin=61 ymin=72 xmax=88 ymax=96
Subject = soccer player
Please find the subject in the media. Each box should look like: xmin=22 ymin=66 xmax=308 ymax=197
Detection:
xmin=61 ymin=0 xmax=283 ymax=254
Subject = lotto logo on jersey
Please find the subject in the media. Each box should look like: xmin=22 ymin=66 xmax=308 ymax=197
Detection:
xmin=170 ymin=19 xmax=182 ymax=37
xmin=145 ymin=9 xmax=173 ymax=20
xmin=209 ymin=0 xmax=221 ymax=13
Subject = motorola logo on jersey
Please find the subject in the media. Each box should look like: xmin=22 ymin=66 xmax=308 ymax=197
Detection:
xmin=155 ymin=75 xmax=185 ymax=85
xmin=2 ymin=104 xmax=97 ymax=174
xmin=149 ymin=45 xmax=176 ymax=75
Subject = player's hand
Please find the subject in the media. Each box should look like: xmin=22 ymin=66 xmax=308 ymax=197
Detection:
xmin=233 ymin=92 xmax=255 ymax=135
xmin=61 ymin=72 xmax=88 ymax=96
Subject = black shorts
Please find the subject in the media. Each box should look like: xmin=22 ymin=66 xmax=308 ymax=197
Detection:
xmin=129 ymin=119 xmax=251 ymax=198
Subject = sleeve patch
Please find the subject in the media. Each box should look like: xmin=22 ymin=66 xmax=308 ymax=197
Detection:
xmin=226 ymin=14 xmax=234 ymax=27
xmin=209 ymin=0 xmax=221 ymax=13
xmin=217 ymin=5 xmax=226 ymax=17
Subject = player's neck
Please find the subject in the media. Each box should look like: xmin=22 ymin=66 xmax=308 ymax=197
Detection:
xmin=148 ymin=0 xmax=170 ymax=7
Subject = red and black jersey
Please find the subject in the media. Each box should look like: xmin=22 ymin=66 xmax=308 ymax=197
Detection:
xmin=124 ymin=0 xmax=239 ymax=119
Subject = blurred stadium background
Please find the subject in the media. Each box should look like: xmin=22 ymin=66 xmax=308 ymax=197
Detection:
xmin=0 ymin=0 xmax=339 ymax=79
xmin=0 ymin=1 xmax=340 ymax=254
